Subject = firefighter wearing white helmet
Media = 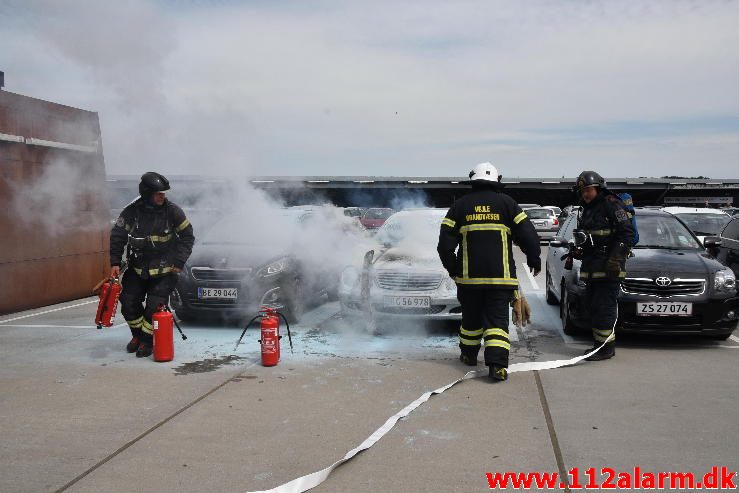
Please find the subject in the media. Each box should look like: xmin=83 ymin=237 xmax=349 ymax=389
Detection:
xmin=437 ymin=162 xmax=541 ymax=381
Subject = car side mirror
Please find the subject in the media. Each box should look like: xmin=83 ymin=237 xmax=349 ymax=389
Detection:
xmin=703 ymin=236 xmax=722 ymax=248
xmin=549 ymin=236 xmax=568 ymax=248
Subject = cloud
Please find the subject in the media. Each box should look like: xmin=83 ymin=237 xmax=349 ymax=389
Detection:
xmin=1 ymin=0 xmax=738 ymax=178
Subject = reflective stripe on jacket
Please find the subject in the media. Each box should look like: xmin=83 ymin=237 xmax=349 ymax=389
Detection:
xmin=437 ymin=187 xmax=541 ymax=289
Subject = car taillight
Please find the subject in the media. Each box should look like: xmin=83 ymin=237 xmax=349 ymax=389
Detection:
xmin=553 ymin=218 xmax=559 ymax=225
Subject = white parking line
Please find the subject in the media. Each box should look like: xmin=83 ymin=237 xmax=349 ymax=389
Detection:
xmin=0 ymin=299 xmax=98 ymax=324
xmin=0 ymin=322 xmax=129 ymax=329
xmin=530 ymin=292 xmax=578 ymax=345
xmin=524 ymin=265 xmax=541 ymax=291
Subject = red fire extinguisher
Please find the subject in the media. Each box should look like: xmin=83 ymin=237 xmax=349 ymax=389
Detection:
xmin=94 ymin=277 xmax=122 ymax=329
xmin=152 ymin=305 xmax=189 ymax=363
xmin=234 ymin=307 xmax=293 ymax=367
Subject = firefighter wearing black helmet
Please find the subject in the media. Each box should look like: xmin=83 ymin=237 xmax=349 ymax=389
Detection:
xmin=109 ymin=172 xmax=195 ymax=358
xmin=437 ymin=162 xmax=541 ymax=382
xmin=574 ymin=170 xmax=634 ymax=360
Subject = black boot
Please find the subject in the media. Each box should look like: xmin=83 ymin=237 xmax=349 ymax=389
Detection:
xmin=126 ymin=337 xmax=140 ymax=353
xmin=126 ymin=328 xmax=142 ymax=353
xmin=488 ymin=364 xmax=508 ymax=382
xmin=585 ymin=341 xmax=615 ymax=361
xmin=459 ymin=354 xmax=478 ymax=366
xmin=136 ymin=334 xmax=153 ymax=358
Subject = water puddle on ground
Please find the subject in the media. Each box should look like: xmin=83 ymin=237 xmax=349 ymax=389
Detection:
xmin=173 ymin=354 xmax=244 ymax=375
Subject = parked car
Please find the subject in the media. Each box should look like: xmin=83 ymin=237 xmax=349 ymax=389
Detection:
xmin=661 ymin=207 xmax=731 ymax=244
xmin=339 ymin=209 xmax=461 ymax=321
xmin=343 ymin=207 xmax=367 ymax=218
xmin=713 ymin=215 xmax=739 ymax=279
xmin=519 ymin=203 xmax=541 ymax=209
xmin=546 ymin=208 xmax=738 ymax=339
xmin=360 ymin=208 xmax=394 ymax=230
xmin=525 ymin=207 xmax=560 ymax=242
xmin=542 ymin=205 xmax=562 ymax=216
xmin=171 ymin=209 xmax=339 ymax=323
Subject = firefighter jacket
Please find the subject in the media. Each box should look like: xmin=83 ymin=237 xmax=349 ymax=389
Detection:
xmin=110 ymin=198 xmax=195 ymax=279
xmin=577 ymin=191 xmax=635 ymax=282
xmin=437 ymin=186 xmax=541 ymax=289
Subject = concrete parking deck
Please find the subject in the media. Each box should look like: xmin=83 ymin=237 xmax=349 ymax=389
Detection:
xmin=1 ymin=247 xmax=737 ymax=492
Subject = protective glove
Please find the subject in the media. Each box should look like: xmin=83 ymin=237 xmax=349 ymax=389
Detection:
xmin=606 ymin=256 xmax=623 ymax=281
xmin=511 ymin=290 xmax=532 ymax=328
xmin=571 ymin=246 xmax=584 ymax=260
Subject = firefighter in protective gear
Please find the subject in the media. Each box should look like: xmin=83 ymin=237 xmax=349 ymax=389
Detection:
xmin=574 ymin=170 xmax=634 ymax=361
xmin=437 ymin=162 xmax=541 ymax=382
xmin=109 ymin=172 xmax=195 ymax=358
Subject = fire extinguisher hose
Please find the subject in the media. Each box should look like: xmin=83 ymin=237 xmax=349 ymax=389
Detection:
xmin=234 ymin=314 xmax=263 ymax=351
xmin=276 ymin=312 xmax=293 ymax=354
xmin=164 ymin=305 xmax=188 ymax=340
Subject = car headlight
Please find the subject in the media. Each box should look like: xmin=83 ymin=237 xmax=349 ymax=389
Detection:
xmin=340 ymin=267 xmax=360 ymax=288
xmin=257 ymin=258 xmax=288 ymax=278
xmin=714 ymin=269 xmax=736 ymax=292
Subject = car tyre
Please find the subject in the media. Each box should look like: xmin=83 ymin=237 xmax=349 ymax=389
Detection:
xmin=560 ymin=282 xmax=578 ymax=335
xmin=708 ymin=333 xmax=732 ymax=341
xmin=545 ymin=269 xmax=559 ymax=305
xmin=174 ymin=307 xmax=196 ymax=323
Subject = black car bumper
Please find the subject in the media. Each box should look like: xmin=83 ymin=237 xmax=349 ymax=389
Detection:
xmin=171 ymin=273 xmax=286 ymax=317
xmin=568 ymin=284 xmax=739 ymax=336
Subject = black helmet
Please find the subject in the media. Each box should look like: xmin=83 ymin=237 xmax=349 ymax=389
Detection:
xmin=574 ymin=170 xmax=606 ymax=192
xmin=139 ymin=172 xmax=170 ymax=198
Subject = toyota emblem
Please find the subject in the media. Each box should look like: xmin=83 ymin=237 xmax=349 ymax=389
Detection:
xmin=655 ymin=276 xmax=672 ymax=287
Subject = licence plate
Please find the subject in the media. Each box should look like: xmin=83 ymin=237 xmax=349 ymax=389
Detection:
xmin=383 ymin=296 xmax=431 ymax=308
xmin=636 ymin=302 xmax=692 ymax=316
xmin=197 ymin=287 xmax=238 ymax=299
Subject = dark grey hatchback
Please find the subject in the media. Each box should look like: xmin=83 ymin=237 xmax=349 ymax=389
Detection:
xmin=546 ymin=209 xmax=738 ymax=340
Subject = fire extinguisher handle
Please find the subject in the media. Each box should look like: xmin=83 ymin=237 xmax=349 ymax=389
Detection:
xmin=234 ymin=314 xmax=262 ymax=351
xmin=277 ymin=312 xmax=293 ymax=354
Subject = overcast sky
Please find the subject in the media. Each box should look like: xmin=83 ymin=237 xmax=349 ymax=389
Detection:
xmin=1 ymin=0 xmax=738 ymax=178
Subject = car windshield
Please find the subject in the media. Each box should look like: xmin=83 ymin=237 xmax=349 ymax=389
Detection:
xmin=527 ymin=208 xmax=553 ymax=219
xmin=634 ymin=215 xmax=702 ymax=249
xmin=674 ymin=213 xmax=730 ymax=236
xmin=375 ymin=212 xmax=444 ymax=246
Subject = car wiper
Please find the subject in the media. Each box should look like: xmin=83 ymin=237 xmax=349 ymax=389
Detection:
xmin=633 ymin=245 xmax=682 ymax=249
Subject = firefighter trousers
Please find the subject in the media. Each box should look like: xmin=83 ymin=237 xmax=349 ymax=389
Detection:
xmin=120 ymin=269 xmax=179 ymax=342
xmin=457 ymin=286 xmax=512 ymax=367
xmin=585 ymin=280 xmax=620 ymax=344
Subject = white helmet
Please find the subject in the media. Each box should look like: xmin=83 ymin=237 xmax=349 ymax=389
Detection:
xmin=469 ymin=162 xmax=501 ymax=182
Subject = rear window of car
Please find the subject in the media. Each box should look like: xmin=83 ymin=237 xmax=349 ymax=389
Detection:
xmin=364 ymin=209 xmax=393 ymax=219
xmin=527 ymin=208 xmax=553 ymax=219
xmin=674 ymin=213 xmax=731 ymax=236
